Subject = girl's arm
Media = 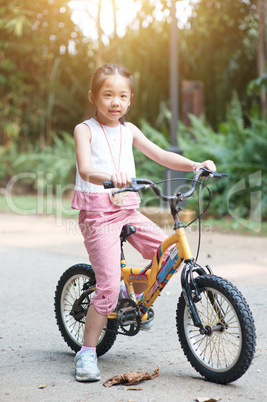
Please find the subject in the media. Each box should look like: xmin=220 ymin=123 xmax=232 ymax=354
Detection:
xmin=74 ymin=124 xmax=131 ymax=187
xmin=128 ymin=123 xmax=216 ymax=172
xmin=74 ymin=123 xmax=109 ymax=184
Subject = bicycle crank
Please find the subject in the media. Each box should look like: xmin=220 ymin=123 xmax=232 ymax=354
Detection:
xmin=116 ymin=299 xmax=141 ymax=336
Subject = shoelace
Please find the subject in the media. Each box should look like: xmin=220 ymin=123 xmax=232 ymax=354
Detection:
xmin=78 ymin=352 xmax=96 ymax=366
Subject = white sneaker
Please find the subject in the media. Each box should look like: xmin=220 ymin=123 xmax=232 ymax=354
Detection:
xmin=140 ymin=308 xmax=154 ymax=331
xmin=74 ymin=349 xmax=101 ymax=382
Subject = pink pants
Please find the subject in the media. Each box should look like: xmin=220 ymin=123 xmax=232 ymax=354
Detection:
xmin=79 ymin=209 xmax=167 ymax=315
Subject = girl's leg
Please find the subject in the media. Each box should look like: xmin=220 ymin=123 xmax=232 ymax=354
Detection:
xmin=75 ymin=210 xmax=122 ymax=382
xmin=125 ymin=210 xmax=168 ymax=295
xmin=75 ymin=303 xmax=106 ymax=382
xmin=83 ymin=304 xmax=107 ymax=347
xmin=126 ymin=210 xmax=167 ymax=259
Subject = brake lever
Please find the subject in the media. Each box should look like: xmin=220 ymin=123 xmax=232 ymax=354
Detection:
xmin=129 ymin=178 xmax=148 ymax=192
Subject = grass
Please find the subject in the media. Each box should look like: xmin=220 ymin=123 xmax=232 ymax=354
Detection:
xmin=0 ymin=194 xmax=78 ymax=218
xmin=0 ymin=194 xmax=266 ymax=236
xmin=196 ymin=217 xmax=267 ymax=236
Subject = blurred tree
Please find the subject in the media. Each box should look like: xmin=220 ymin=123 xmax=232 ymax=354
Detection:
xmin=0 ymin=0 xmax=92 ymax=148
xmin=180 ymin=0 xmax=259 ymax=127
xmin=108 ymin=0 xmax=259 ymax=130
xmin=116 ymin=18 xmax=170 ymax=131
xmin=0 ymin=0 xmax=262 ymax=150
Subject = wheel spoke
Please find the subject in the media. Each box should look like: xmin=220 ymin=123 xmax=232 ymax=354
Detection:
xmin=184 ymin=286 xmax=242 ymax=372
xmin=60 ymin=274 xmax=92 ymax=346
xmin=177 ymin=275 xmax=256 ymax=383
xmin=58 ymin=272 xmax=110 ymax=349
xmin=55 ymin=265 xmax=118 ymax=356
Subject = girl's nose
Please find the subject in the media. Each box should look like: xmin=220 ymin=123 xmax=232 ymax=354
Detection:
xmin=112 ymin=98 xmax=119 ymax=107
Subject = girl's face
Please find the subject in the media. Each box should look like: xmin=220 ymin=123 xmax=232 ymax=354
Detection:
xmin=89 ymin=74 xmax=132 ymax=127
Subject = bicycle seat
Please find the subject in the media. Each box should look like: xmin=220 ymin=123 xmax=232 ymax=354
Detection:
xmin=120 ymin=224 xmax=136 ymax=242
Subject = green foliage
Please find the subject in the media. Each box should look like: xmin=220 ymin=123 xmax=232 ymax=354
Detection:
xmin=179 ymin=93 xmax=267 ymax=220
xmin=1 ymin=0 xmax=260 ymax=151
xmin=133 ymin=120 xmax=170 ymax=205
xmin=1 ymin=94 xmax=266 ymax=225
xmin=1 ymin=0 xmax=265 ymax=224
xmin=119 ymin=19 xmax=170 ymax=128
xmin=1 ymin=132 xmax=76 ymax=194
xmin=0 ymin=1 xmax=92 ymax=147
xmin=247 ymin=74 xmax=267 ymax=94
xmin=182 ymin=0 xmax=258 ymax=127
xmin=0 ymin=144 xmax=18 ymax=184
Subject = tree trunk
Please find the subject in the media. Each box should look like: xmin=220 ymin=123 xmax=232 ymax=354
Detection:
xmin=263 ymin=0 xmax=267 ymax=56
xmin=96 ymin=0 xmax=104 ymax=67
xmin=111 ymin=0 xmax=117 ymax=40
xmin=257 ymin=0 xmax=266 ymax=118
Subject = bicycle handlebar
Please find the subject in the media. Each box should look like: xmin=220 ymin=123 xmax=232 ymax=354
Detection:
xmin=103 ymin=168 xmax=228 ymax=202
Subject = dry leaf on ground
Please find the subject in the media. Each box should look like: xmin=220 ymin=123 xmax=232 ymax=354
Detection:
xmin=103 ymin=367 xmax=159 ymax=387
xmin=126 ymin=386 xmax=143 ymax=391
xmin=195 ymin=398 xmax=221 ymax=402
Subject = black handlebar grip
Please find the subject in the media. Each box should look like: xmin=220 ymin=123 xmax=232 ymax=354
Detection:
xmin=103 ymin=180 xmax=115 ymax=189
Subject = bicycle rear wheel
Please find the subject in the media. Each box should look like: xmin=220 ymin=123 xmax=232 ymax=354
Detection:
xmin=176 ymin=275 xmax=256 ymax=384
xmin=54 ymin=263 xmax=118 ymax=356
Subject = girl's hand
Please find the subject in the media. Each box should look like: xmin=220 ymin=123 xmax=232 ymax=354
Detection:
xmin=196 ymin=160 xmax=216 ymax=172
xmin=111 ymin=172 xmax=132 ymax=189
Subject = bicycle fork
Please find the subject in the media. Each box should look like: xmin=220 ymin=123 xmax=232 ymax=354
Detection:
xmin=181 ymin=260 xmax=217 ymax=335
xmin=176 ymin=226 xmax=216 ymax=335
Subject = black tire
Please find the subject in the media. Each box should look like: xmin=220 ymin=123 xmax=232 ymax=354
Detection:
xmin=54 ymin=263 xmax=118 ymax=356
xmin=176 ymin=275 xmax=256 ymax=384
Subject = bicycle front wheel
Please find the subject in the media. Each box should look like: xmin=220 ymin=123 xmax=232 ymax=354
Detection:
xmin=176 ymin=275 xmax=256 ymax=384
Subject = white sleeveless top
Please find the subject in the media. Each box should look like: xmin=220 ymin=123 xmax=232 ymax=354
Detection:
xmin=74 ymin=118 xmax=136 ymax=193
xmin=72 ymin=118 xmax=140 ymax=211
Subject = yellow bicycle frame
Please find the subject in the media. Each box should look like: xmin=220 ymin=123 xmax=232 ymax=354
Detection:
xmin=108 ymin=226 xmax=194 ymax=321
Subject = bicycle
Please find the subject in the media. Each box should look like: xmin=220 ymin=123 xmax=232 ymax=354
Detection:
xmin=54 ymin=168 xmax=256 ymax=384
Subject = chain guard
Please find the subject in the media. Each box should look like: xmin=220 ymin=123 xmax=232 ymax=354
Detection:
xmin=116 ymin=298 xmax=141 ymax=336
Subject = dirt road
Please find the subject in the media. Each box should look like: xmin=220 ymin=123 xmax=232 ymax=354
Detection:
xmin=0 ymin=213 xmax=266 ymax=401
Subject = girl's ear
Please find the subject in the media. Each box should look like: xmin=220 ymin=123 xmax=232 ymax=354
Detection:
xmin=88 ymin=91 xmax=95 ymax=104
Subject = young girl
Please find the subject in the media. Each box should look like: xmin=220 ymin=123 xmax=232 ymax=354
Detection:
xmin=71 ymin=63 xmax=216 ymax=382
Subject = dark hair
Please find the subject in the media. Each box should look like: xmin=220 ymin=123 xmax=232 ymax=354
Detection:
xmin=89 ymin=63 xmax=134 ymax=125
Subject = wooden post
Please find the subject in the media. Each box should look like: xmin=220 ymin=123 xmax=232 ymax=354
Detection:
xmin=164 ymin=0 xmax=184 ymax=207
xmin=170 ymin=0 xmax=179 ymax=148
